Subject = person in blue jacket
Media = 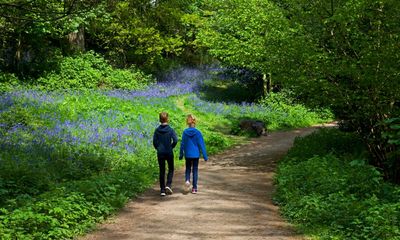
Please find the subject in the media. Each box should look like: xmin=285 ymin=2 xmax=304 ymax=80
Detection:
xmin=153 ymin=112 xmax=178 ymax=196
xmin=179 ymin=114 xmax=208 ymax=194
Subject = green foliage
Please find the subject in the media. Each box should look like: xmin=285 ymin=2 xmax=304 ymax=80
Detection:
xmin=196 ymin=0 xmax=400 ymax=182
xmin=36 ymin=52 xmax=153 ymax=90
xmin=203 ymin=132 xmax=231 ymax=154
xmin=0 ymin=167 xmax=155 ymax=240
xmin=0 ymin=0 xmax=101 ymax=76
xmin=0 ymin=0 xmax=205 ymax=78
xmin=0 ymin=72 xmax=21 ymax=92
xmin=382 ymin=118 xmax=400 ymax=146
xmin=272 ymin=0 xmax=400 ymax=182
xmin=275 ymin=128 xmax=400 ymax=239
xmin=186 ymin=93 xmax=332 ymax=133
xmin=87 ymin=1 xmax=187 ymax=69
xmin=197 ymin=0 xmax=291 ymax=74
xmin=285 ymin=128 xmax=366 ymax=162
xmin=196 ymin=0 xmax=293 ymax=95
xmin=258 ymin=93 xmax=334 ymax=130
xmin=0 ymin=105 xmax=34 ymax=129
xmin=380 ymin=117 xmax=400 ymax=182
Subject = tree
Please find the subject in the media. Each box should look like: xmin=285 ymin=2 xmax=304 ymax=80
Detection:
xmin=86 ymin=0 xmax=193 ymax=70
xmin=0 ymin=0 xmax=206 ymax=77
xmin=197 ymin=0 xmax=294 ymax=96
xmin=274 ymin=0 xmax=400 ymax=182
xmin=197 ymin=0 xmax=400 ymax=182
xmin=0 ymin=0 xmax=101 ymax=76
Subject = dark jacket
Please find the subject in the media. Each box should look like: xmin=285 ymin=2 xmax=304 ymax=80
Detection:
xmin=153 ymin=125 xmax=178 ymax=155
xmin=179 ymin=127 xmax=208 ymax=160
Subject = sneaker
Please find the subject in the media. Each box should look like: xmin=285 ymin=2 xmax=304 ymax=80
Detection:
xmin=191 ymin=188 xmax=198 ymax=194
xmin=160 ymin=192 xmax=166 ymax=197
xmin=165 ymin=186 xmax=173 ymax=195
xmin=183 ymin=181 xmax=191 ymax=194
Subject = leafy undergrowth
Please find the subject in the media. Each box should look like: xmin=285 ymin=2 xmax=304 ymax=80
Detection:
xmin=275 ymin=128 xmax=400 ymax=240
xmin=0 ymin=84 xmax=330 ymax=239
xmin=186 ymin=94 xmax=331 ymax=132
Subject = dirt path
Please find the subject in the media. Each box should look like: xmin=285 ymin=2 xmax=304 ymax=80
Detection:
xmin=81 ymin=125 xmax=332 ymax=240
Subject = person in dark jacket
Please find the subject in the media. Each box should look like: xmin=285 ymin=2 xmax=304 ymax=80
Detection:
xmin=179 ymin=114 xmax=208 ymax=194
xmin=153 ymin=112 xmax=178 ymax=196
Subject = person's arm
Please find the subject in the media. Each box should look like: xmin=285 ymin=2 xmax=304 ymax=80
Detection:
xmin=171 ymin=129 xmax=178 ymax=149
xmin=179 ymin=133 xmax=185 ymax=160
xmin=152 ymin=130 xmax=158 ymax=150
xmin=198 ymin=132 xmax=208 ymax=161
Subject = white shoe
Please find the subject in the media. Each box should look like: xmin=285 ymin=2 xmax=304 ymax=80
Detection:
xmin=183 ymin=181 xmax=191 ymax=194
xmin=165 ymin=186 xmax=173 ymax=195
xmin=160 ymin=192 xmax=166 ymax=196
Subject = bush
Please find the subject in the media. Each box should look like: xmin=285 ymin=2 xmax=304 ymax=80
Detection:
xmin=258 ymin=92 xmax=334 ymax=130
xmin=275 ymin=128 xmax=400 ymax=240
xmin=36 ymin=51 xmax=153 ymax=90
xmin=0 ymin=167 xmax=155 ymax=240
xmin=204 ymin=132 xmax=231 ymax=154
xmin=0 ymin=73 xmax=21 ymax=92
xmin=284 ymin=128 xmax=367 ymax=163
xmin=381 ymin=117 xmax=400 ymax=182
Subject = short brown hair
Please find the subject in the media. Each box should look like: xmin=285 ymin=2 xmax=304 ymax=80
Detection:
xmin=159 ymin=112 xmax=169 ymax=123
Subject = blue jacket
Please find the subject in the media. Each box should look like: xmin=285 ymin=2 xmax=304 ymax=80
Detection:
xmin=179 ymin=127 xmax=208 ymax=160
xmin=153 ymin=125 xmax=178 ymax=155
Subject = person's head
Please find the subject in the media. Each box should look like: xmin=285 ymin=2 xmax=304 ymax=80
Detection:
xmin=186 ymin=114 xmax=196 ymax=127
xmin=159 ymin=112 xmax=169 ymax=124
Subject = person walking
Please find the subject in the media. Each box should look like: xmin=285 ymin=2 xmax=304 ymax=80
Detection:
xmin=153 ymin=112 xmax=178 ymax=196
xmin=179 ymin=114 xmax=208 ymax=194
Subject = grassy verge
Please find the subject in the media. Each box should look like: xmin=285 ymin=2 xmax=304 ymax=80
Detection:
xmin=274 ymin=128 xmax=400 ymax=240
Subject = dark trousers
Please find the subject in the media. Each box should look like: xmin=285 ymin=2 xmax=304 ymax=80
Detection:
xmin=185 ymin=158 xmax=199 ymax=189
xmin=157 ymin=153 xmax=174 ymax=192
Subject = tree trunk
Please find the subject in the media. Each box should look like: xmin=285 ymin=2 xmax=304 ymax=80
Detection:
xmin=268 ymin=73 xmax=272 ymax=93
xmin=67 ymin=26 xmax=85 ymax=53
xmin=262 ymin=73 xmax=272 ymax=97
xmin=15 ymin=33 xmax=22 ymax=72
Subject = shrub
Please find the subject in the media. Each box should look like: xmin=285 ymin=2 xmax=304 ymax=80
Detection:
xmin=103 ymin=68 xmax=150 ymax=89
xmin=275 ymin=128 xmax=400 ymax=240
xmin=204 ymin=132 xmax=231 ymax=154
xmin=0 ymin=73 xmax=21 ymax=92
xmin=381 ymin=117 xmax=400 ymax=182
xmin=36 ymin=51 xmax=153 ymax=90
xmin=258 ymin=92 xmax=334 ymax=130
xmin=284 ymin=128 xmax=367 ymax=163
